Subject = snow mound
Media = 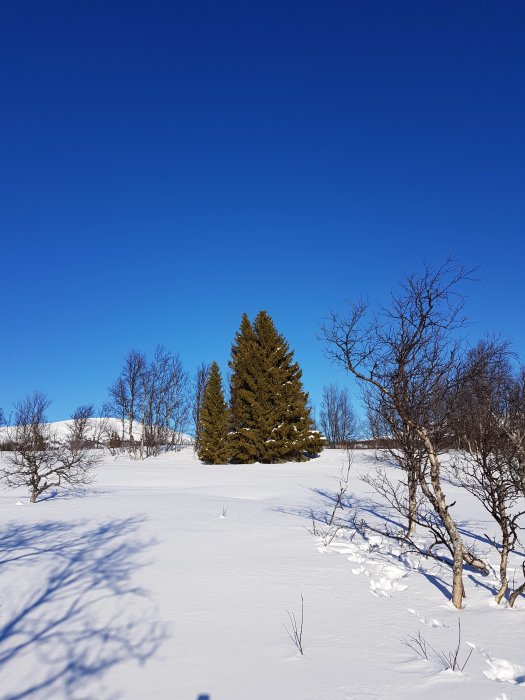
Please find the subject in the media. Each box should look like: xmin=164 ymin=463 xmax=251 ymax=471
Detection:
xmin=483 ymin=658 xmax=525 ymax=685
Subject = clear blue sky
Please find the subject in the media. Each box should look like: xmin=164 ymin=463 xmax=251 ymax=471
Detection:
xmin=1 ymin=1 xmax=524 ymax=422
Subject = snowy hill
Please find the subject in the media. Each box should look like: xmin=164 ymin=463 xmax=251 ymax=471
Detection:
xmin=0 ymin=448 xmax=523 ymax=699
xmin=0 ymin=416 xmax=193 ymax=445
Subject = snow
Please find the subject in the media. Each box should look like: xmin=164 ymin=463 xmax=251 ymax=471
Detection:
xmin=0 ymin=417 xmax=193 ymax=444
xmin=483 ymin=657 xmax=525 ymax=684
xmin=0 ymin=448 xmax=523 ymax=700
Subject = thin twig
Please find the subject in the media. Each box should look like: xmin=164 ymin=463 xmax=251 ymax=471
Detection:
xmin=284 ymin=594 xmax=304 ymax=655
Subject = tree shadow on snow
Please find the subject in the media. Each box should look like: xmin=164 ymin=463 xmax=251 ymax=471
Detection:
xmin=37 ymin=486 xmax=109 ymax=502
xmin=420 ymin=572 xmax=451 ymax=599
xmin=466 ymin=572 xmax=499 ymax=596
xmin=274 ymin=487 xmax=406 ymax=534
xmin=457 ymin=524 xmax=525 ymax=560
xmin=0 ymin=516 xmax=166 ymax=699
xmin=275 ymin=487 xmax=501 ymax=604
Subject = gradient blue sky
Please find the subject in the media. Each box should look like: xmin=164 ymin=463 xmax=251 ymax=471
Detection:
xmin=1 ymin=1 xmax=524 ymax=422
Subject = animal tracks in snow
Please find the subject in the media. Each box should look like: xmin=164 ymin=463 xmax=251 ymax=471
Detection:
xmin=370 ymin=564 xmax=408 ymax=597
xmin=316 ymin=525 xmax=524 ymax=694
xmin=322 ymin=535 xmax=412 ymax=598
xmin=467 ymin=643 xmax=525 ymax=686
xmin=407 ymin=608 xmax=448 ymax=628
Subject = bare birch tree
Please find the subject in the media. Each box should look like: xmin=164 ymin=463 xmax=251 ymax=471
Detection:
xmin=1 ymin=392 xmax=100 ymax=503
xmin=364 ymin=385 xmax=426 ymax=535
xmin=140 ymin=346 xmax=190 ymax=456
xmin=319 ymin=384 xmax=358 ymax=448
xmin=69 ymin=404 xmax=95 ymax=448
xmin=193 ymin=363 xmax=211 ymax=453
xmin=108 ymin=346 xmax=190 ymax=459
xmin=124 ymin=351 xmax=147 ymax=457
xmin=452 ymin=339 xmax=525 ymax=605
xmin=505 ymin=367 xmax=525 ymax=496
xmin=107 ymin=351 xmax=146 ymax=457
xmin=107 ymin=377 xmax=128 ymax=443
xmin=321 ymin=259 xmax=487 ymax=609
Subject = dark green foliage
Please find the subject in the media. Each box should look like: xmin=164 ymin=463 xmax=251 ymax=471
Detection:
xmin=228 ymin=314 xmax=262 ymax=463
xmin=229 ymin=311 xmax=323 ymax=463
xmin=198 ymin=362 xmax=231 ymax=464
xmin=108 ymin=431 xmax=122 ymax=449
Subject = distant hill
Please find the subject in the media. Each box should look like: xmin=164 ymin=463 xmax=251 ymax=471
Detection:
xmin=0 ymin=417 xmax=193 ymax=447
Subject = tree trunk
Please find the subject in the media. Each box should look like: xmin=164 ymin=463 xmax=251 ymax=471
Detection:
xmin=407 ymin=466 xmax=417 ymax=535
xmin=509 ymin=562 xmax=525 ymax=607
xmin=452 ymin=538 xmax=464 ymax=609
xmin=509 ymin=582 xmax=525 ymax=607
xmin=495 ymin=545 xmax=509 ymax=604
xmin=495 ymin=509 xmax=510 ymax=604
xmin=422 ymin=433 xmax=466 ymax=608
xmin=129 ymin=411 xmax=135 ymax=458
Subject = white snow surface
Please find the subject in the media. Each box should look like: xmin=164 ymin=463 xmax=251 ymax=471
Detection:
xmin=0 ymin=417 xmax=193 ymax=444
xmin=0 ymin=448 xmax=524 ymax=700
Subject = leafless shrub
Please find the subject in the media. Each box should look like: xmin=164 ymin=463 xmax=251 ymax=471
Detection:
xmin=1 ymin=392 xmax=101 ymax=503
xmin=307 ymin=451 xmax=356 ymax=547
xmin=328 ymin=449 xmax=353 ymax=526
xmin=284 ymin=594 xmax=304 ymax=655
xmin=402 ymin=620 xmax=473 ymax=672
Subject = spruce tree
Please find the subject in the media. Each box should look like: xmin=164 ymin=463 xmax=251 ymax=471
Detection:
xmin=228 ymin=314 xmax=261 ymax=463
xmin=229 ymin=311 xmax=324 ymax=463
xmin=198 ymin=362 xmax=231 ymax=464
xmin=253 ymin=311 xmax=323 ymax=462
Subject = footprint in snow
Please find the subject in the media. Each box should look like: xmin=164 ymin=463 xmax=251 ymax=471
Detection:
xmin=347 ymin=553 xmax=366 ymax=564
xmin=400 ymin=553 xmax=420 ymax=570
xmin=369 ymin=564 xmax=408 ymax=597
xmin=484 ymin=658 xmax=525 ymax=685
xmin=468 ymin=644 xmax=525 ymax=685
xmin=407 ymin=608 xmax=447 ymax=628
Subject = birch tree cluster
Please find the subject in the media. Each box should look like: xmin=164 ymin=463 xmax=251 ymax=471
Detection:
xmin=107 ymin=345 xmax=190 ymax=458
xmin=322 ymin=259 xmax=525 ymax=609
xmin=319 ymin=384 xmax=358 ymax=448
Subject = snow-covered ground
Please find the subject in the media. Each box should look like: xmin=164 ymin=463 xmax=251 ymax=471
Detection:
xmin=0 ymin=448 xmax=523 ymax=700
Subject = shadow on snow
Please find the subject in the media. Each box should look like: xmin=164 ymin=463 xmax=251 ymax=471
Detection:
xmin=273 ymin=484 xmax=523 ymax=602
xmin=0 ymin=515 xmax=166 ymax=700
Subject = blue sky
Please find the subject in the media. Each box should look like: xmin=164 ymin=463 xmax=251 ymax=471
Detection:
xmin=1 ymin=1 xmax=524 ymax=422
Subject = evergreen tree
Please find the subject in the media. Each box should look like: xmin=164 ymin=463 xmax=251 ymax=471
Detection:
xmin=198 ymin=362 xmax=231 ymax=464
xmin=253 ymin=311 xmax=323 ymax=461
xmin=108 ymin=430 xmax=122 ymax=449
xmin=229 ymin=311 xmax=324 ymax=463
xmin=229 ymin=314 xmax=261 ymax=463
